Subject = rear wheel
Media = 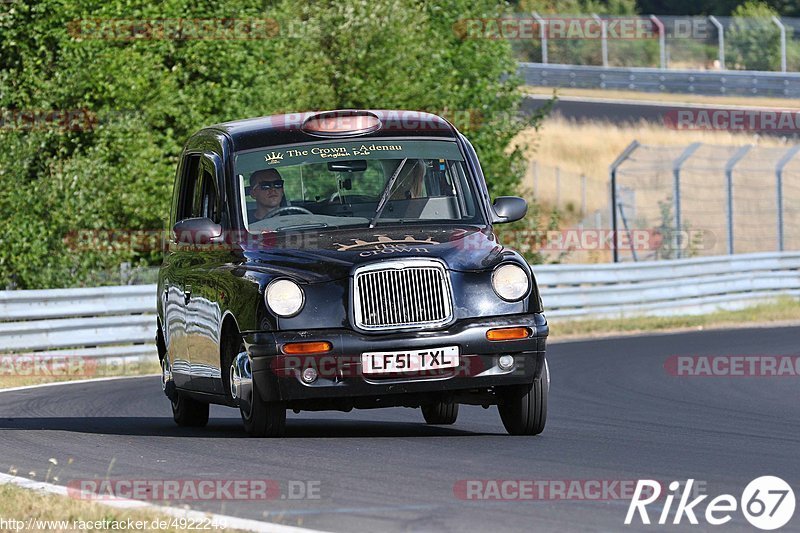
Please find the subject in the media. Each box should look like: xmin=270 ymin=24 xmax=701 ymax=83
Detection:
xmin=498 ymin=358 xmax=548 ymax=436
xmin=171 ymin=393 xmax=209 ymax=427
xmin=422 ymin=401 xmax=459 ymax=425
xmin=163 ymin=354 xmax=209 ymax=427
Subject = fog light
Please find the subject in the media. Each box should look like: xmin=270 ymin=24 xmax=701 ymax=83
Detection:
xmin=301 ymin=367 xmax=318 ymax=384
xmin=498 ymin=355 xmax=515 ymax=370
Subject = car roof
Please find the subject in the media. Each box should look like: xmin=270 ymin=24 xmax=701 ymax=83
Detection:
xmin=205 ymin=109 xmax=459 ymax=151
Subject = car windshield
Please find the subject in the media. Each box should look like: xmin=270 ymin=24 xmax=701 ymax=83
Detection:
xmin=235 ymin=139 xmax=483 ymax=233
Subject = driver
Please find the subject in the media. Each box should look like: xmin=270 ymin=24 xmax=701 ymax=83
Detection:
xmin=248 ymin=168 xmax=286 ymax=222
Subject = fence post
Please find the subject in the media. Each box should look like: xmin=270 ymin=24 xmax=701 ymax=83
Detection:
xmin=532 ymin=12 xmax=548 ymax=64
xmin=592 ymin=14 xmax=608 ymax=67
xmin=709 ymin=16 xmax=725 ymax=70
xmin=771 ymin=16 xmax=787 ymax=73
xmin=724 ymin=145 xmax=752 ymax=255
xmin=649 ymin=15 xmax=666 ymax=69
xmin=672 ymin=143 xmax=702 ymax=259
xmin=609 ymin=140 xmax=640 ymax=263
xmin=775 ymin=145 xmax=800 ymax=251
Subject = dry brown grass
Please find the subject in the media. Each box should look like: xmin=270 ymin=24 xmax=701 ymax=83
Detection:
xmin=0 ymin=483 xmax=247 ymax=533
xmin=549 ymin=297 xmax=800 ymax=340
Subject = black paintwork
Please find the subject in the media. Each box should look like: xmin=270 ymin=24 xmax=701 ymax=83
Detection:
xmin=156 ymin=110 xmax=547 ymax=406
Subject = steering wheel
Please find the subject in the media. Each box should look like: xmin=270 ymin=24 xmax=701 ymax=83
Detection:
xmin=265 ymin=206 xmax=314 ymax=218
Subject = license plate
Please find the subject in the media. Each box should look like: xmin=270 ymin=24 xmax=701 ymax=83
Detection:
xmin=361 ymin=346 xmax=460 ymax=374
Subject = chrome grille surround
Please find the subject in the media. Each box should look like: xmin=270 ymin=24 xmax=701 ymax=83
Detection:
xmin=352 ymin=259 xmax=454 ymax=331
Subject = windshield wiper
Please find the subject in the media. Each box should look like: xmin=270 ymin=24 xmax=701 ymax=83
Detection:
xmin=273 ymin=223 xmax=331 ymax=232
xmin=369 ymin=157 xmax=408 ymax=229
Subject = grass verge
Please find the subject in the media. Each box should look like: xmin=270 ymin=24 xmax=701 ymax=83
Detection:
xmin=0 ymin=483 xmax=243 ymax=533
xmin=550 ymin=297 xmax=800 ymax=340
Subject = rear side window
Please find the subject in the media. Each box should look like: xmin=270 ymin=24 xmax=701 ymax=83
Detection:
xmin=176 ymin=154 xmax=201 ymax=222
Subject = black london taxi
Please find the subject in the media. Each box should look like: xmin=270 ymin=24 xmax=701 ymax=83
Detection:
xmin=156 ymin=110 xmax=549 ymax=437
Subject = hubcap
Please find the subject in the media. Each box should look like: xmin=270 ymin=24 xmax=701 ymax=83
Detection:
xmin=161 ymin=357 xmax=172 ymax=392
xmin=230 ymin=350 xmax=253 ymax=414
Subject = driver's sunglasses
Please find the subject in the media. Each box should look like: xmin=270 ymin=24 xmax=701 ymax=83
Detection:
xmin=256 ymin=180 xmax=284 ymax=190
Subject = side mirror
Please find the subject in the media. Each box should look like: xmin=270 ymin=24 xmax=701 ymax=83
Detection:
xmin=492 ymin=196 xmax=527 ymax=223
xmin=173 ymin=217 xmax=223 ymax=245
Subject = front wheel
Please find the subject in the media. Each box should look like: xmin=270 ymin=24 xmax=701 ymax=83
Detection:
xmin=497 ymin=359 xmax=548 ymax=436
xmin=229 ymin=345 xmax=286 ymax=437
xmin=422 ymin=401 xmax=459 ymax=425
xmin=241 ymin=388 xmax=286 ymax=437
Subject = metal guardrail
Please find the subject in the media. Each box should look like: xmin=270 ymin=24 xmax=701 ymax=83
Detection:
xmin=535 ymin=251 xmax=800 ymax=318
xmin=0 ymin=285 xmax=157 ymax=359
xmin=1 ymin=251 xmax=798 ymax=358
xmin=518 ymin=62 xmax=800 ymax=98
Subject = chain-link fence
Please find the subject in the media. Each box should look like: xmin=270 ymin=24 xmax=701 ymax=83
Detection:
xmin=611 ymin=142 xmax=800 ymax=262
xmin=512 ymin=14 xmax=800 ymax=72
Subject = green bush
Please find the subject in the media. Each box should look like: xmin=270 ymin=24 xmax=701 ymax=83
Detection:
xmin=727 ymin=1 xmax=788 ymax=71
xmin=0 ymin=0 xmax=546 ymax=289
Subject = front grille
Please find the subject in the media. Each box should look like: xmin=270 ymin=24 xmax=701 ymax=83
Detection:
xmin=353 ymin=260 xmax=453 ymax=330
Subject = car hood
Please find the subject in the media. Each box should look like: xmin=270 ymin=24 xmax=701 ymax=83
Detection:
xmin=241 ymin=225 xmax=515 ymax=283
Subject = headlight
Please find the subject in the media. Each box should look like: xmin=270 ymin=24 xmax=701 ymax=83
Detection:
xmin=492 ymin=263 xmax=530 ymax=301
xmin=266 ymin=279 xmax=304 ymax=317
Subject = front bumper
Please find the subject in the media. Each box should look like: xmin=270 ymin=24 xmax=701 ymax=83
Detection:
xmin=244 ymin=313 xmax=548 ymax=407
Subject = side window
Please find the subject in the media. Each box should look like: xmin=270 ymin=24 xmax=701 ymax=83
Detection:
xmin=176 ymin=154 xmax=201 ymax=221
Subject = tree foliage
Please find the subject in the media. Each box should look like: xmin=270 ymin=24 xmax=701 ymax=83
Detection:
xmin=0 ymin=0 xmax=543 ymax=289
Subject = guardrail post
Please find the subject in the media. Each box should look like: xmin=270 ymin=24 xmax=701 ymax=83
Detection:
xmin=649 ymin=15 xmax=666 ymax=69
xmin=609 ymin=140 xmax=640 ymax=262
xmin=672 ymin=143 xmax=702 ymax=259
xmin=775 ymin=145 xmax=800 ymax=251
xmin=708 ymin=16 xmax=725 ymax=70
xmin=592 ymin=14 xmax=608 ymax=67
xmin=724 ymin=145 xmax=752 ymax=255
xmin=771 ymin=16 xmax=787 ymax=73
xmin=532 ymin=12 xmax=548 ymax=64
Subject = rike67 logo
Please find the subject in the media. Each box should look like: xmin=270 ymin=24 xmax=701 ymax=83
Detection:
xmin=625 ymin=477 xmax=796 ymax=530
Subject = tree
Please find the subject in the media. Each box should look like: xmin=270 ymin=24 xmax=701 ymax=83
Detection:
xmin=0 ymin=0 xmax=546 ymax=288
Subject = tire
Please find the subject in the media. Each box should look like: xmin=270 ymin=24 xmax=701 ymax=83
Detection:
xmin=226 ymin=335 xmax=286 ymax=438
xmin=498 ymin=359 xmax=548 ymax=436
xmin=171 ymin=393 xmax=209 ymax=427
xmin=422 ymin=401 xmax=459 ymax=425
xmin=241 ymin=384 xmax=286 ymax=437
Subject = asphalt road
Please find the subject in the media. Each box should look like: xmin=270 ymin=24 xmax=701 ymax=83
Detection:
xmin=1 ymin=326 xmax=798 ymax=532
xmin=522 ymin=94 xmax=800 ymax=137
